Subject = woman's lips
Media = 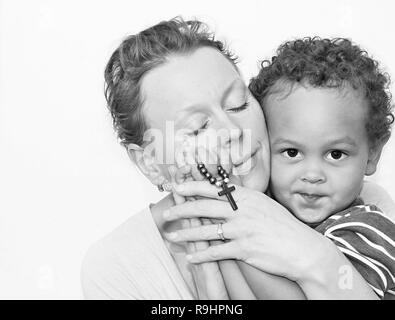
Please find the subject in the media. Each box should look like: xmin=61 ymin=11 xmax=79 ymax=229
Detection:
xmin=232 ymin=148 xmax=259 ymax=176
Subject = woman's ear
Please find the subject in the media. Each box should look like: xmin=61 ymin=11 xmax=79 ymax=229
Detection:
xmin=127 ymin=143 xmax=167 ymax=186
xmin=365 ymin=135 xmax=390 ymax=176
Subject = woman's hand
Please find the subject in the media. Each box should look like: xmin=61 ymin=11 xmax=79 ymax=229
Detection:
xmin=164 ymin=180 xmax=380 ymax=299
xmin=164 ymin=180 xmax=332 ymax=282
xmin=169 ymin=165 xmax=229 ymax=300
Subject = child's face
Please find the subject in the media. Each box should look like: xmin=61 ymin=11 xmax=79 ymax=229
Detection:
xmin=265 ymin=83 xmax=373 ymax=225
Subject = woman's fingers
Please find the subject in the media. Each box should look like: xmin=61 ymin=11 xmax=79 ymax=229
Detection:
xmin=186 ymin=242 xmax=239 ymax=263
xmin=201 ymin=218 xmax=223 ymax=246
xmin=164 ymin=199 xmax=233 ymax=221
xmin=168 ymin=165 xmax=186 ymax=205
xmin=190 ymin=218 xmax=209 ymax=250
xmin=175 ymin=165 xmax=192 ymax=184
xmin=173 ymin=165 xmax=197 ymax=201
xmin=164 ymin=221 xmax=234 ymax=242
xmin=197 ymin=146 xmax=218 ymax=178
xmin=173 ymin=180 xmax=246 ymax=202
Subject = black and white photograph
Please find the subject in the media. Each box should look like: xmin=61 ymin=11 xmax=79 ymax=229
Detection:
xmin=1 ymin=0 xmax=394 ymax=301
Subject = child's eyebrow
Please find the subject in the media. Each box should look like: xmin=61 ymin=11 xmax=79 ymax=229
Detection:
xmin=272 ymin=137 xmax=358 ymax=148
xmin=271 ymin=138 xmax=301 ymax=147
xmin=325 ymin=137 xmax=358 ymax=147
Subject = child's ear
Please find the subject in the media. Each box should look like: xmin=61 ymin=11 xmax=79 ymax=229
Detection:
xmin=365 ymin=134 xmax=390 ymax=176
xmin=127 ymin=143 xmax=167 ymax=186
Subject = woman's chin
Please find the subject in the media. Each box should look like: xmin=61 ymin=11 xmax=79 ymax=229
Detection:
xmin=232 ymin=169 xmax=269 ymax=192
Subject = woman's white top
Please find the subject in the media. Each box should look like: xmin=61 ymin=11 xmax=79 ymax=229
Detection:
xmin=81 ymin=207 xmax=196 ymax=299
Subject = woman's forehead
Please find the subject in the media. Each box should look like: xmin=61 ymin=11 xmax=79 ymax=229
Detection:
xmin=141 ymin=47 xmax=243 ymax=125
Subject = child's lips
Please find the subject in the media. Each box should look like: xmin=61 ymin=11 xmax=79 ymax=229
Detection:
xmin=297 ymin=192 xmax=326 ymax=203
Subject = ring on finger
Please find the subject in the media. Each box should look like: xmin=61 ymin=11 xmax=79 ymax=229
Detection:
xmin=217 ymin=222 xmax=226 ymax=241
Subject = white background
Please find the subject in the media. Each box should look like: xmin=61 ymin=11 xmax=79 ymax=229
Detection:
xmin=1 ymin=0 xmax=394 ymax=299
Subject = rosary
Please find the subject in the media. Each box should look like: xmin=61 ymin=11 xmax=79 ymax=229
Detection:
xmin=197 ymin=163 xmax=238 ymax=211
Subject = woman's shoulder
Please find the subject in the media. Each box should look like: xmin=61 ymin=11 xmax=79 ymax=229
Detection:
xmin=80 ymin=207 xmax=163 ymax=299
xmin=83 ymin=207 xmax=156 ymax=260
xmin=361 ymin=181 xmax=395 ymax=221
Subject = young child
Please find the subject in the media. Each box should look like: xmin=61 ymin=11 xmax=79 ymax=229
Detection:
xmin=249 ymin=37 xmax=395 ymax=299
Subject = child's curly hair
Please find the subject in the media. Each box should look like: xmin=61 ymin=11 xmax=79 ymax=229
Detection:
xmin=249 ymin=37 xmax=394 ymax=147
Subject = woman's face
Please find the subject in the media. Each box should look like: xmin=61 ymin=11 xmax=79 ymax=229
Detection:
xmin=140 ymin=47 xmax=270 ymax=192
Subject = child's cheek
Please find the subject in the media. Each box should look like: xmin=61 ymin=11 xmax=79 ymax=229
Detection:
xmin=271 ymin=161 xmax=288 ymax=192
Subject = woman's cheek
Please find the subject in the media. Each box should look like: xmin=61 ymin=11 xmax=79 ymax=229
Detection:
xmin=172 ymin=137 xmax=191 ymax=167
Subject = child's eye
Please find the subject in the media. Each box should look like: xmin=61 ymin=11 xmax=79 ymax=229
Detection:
xmin=327 ymin=150 xmax=348 ymax=161
xmin=227 ymin=102 xmax=249 ymax=113
xmin=281 ymin=148 xmax=301 ymax=159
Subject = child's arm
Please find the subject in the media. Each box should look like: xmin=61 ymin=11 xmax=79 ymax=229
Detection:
xmin=236 ymin=261 xmax=306 ymax=299
xmin=205 ymin=218 xmax=306 ymax=299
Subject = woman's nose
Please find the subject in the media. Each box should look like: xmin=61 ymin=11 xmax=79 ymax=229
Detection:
xmin=216 ymin=116 xmax=243 ymax=147
xmin=210 ymin=114 xmax=243 ymax=171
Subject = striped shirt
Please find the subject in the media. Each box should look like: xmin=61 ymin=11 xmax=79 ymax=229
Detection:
xmin=315 ymin=199 xmax=395 ymax=299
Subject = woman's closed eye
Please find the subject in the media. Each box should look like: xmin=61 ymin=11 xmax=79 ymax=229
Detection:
xmin=227 ymin=102 xmax=249 ymax=113
xmin=188 ymin=101 xmax=249 ymax=136
xmin=191 ymin=120 xmax=210 ymax=136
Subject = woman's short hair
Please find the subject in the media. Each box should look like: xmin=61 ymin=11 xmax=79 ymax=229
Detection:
xmin=105 ymin=17 xmax=237 ymax=148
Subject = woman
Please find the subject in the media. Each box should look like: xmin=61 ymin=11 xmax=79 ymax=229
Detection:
xmin=81 ymin=17 xmax=395 ymax=299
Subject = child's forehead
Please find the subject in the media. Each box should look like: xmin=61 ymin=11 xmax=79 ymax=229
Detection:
xmin=264 ymin=81 xmax=370 ymax=141
xmin=266 ymin=82 xmax=367 ymax=112
xmin=265 ymin=79 xmax=365 ymax=103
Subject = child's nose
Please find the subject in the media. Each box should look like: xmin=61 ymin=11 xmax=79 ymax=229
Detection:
xmin=301 ymin=174 xmax=325 ymax=184
xmin=300 ymin=163 xmax=326 ymax=184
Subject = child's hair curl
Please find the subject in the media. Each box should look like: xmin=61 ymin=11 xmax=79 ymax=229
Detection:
xmin=249 ymin=37 xmax=394 ymax=147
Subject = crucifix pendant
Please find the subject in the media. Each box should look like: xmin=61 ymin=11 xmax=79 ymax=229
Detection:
xmin=218 ymin=183 xmax=238 ymax=211
xmin=197 ymin=163 xmax=238 ymax=211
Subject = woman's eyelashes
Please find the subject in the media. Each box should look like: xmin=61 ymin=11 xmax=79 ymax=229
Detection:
xmin=191 ymin=120 xmax=210 ymax=136
xmin=226 ymin=101 xmax=250 ymax=113
xmin=189 ymin=101 xmax=249 ymax=136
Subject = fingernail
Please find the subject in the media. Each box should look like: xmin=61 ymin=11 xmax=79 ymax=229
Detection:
xmin=166 ymin=232 xmax=178 ymax=240
xmin=163 ymin=210 xmax=170 ymax=220
xmin=185 ymin=254 xmax=192 ymax=261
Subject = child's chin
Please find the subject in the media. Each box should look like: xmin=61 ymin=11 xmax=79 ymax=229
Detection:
xmin=293 ymin=208 xmax=331 ymax=226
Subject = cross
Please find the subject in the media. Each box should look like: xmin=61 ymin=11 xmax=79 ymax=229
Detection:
xmin=218 ymin=183 xmax=238 ymax=211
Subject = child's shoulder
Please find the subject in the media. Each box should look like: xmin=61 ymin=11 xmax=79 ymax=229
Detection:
xmin=315 ymin=200 xmax=395 ymax=299
xmin=316 ymin=199 xmax=395 ymax=235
